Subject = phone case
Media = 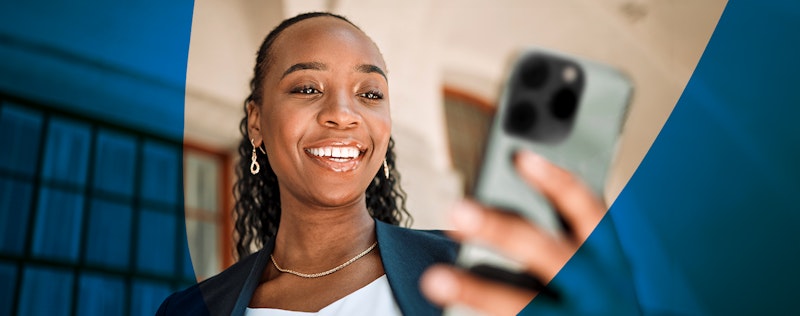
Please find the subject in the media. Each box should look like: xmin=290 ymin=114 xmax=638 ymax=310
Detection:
xmin=452 ymin=47 xmax=633 ymax=302
xmin=474 ymin=47 xmax=631 ymax=233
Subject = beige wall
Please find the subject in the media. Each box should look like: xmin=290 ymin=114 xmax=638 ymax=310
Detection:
xmin=185 ymin=0 xmax=727 ymax=230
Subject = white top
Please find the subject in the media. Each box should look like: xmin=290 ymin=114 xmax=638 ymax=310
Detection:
xmin=244 ymin=275 xmax=402 ymax=316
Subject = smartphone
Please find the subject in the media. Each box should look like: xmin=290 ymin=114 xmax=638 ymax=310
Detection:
xmin=453 ymin=47 xmax=633 ymax=296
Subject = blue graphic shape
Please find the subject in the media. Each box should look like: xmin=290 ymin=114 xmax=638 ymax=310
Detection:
xmin=524 ymin=1 xmax=800 ymax=315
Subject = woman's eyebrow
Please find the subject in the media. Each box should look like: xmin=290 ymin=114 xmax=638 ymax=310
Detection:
xmin=280 ymin=62 xmax=387 ymax=81
xmin=356 ymin=64 xmax=387 ymax=80
xmin=281 ymin=62 xmax=327 ymax=79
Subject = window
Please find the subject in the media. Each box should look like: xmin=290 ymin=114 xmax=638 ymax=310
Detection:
xmin=183 ymin=145 xmax=234 ymax=280
xmin=0 ymin=95 xmax=195 ymax=316
xmin=442 ymin=87 xmax=495 ymax=194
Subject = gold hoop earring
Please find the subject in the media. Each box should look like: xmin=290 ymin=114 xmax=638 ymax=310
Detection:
xmin=250 ymin=139 xmax=260 ymax=175
xmin=383 ymin=159 xmax=389 ymax=179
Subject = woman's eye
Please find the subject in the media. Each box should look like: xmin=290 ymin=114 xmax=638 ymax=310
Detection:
xmin=359 ymin=91 xmax=383 ymax=100
xmin=292 ymin=86 xmax=320 ymax=94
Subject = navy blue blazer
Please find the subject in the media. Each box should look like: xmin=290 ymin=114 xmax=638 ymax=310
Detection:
xmin=157 ymin=220 xmax=459 ymax=316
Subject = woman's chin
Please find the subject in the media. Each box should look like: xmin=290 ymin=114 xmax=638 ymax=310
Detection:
xmin=309 ymin=189 xmax=368 ymax=210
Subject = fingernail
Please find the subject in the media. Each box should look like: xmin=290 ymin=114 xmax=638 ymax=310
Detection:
xmin=423 ymin=268 xmax=458 ymax=302
xmin=451 ymin=201 xmax=483 ymax=234
xmin=517 ymin=150 xmax=547 ymax=179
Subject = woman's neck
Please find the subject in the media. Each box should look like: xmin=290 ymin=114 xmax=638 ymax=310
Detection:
xmin=271 ymin=193 xmax=376 ymax=272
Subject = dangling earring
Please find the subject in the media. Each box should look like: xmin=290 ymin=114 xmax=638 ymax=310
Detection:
xmin=383 ymin=159 xmax=390 ymax=179
xmin=250 ymin=139 xmax=260 ymax=175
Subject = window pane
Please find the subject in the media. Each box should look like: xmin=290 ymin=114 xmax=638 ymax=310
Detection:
xmin=40 ymin=117 xmax=91 ymax=186
xmin=0 ymin=261 xmax=17 ymax=316
xmin=0 ymin=179 xmax=33 ymax=255
xmin=186 ymin=218 xmax=218 ymax=280
xmin=76 ymin=272 xmax=125 ymax=316
xmin=0 ymin=104 xmax=43 ymax=176
xmin=137 ymin=209 xmax=176 ymax=276
xmin=84 ymin=198 xmax=132 ymax=269
xmin=131 ymin=280 xmax=172 ymax=316
xmin=443 ymin=96 xmax=492 ymax=193
xmin=32 ymin=188 xmax=84 ymax=262
xmin=184 ymin=151 xmax=219 ymax=211
xmin=140 ymin=141 xmax=179 ymax=205
xmin=18 ymin=266 xmax=73 ymax=316
xmin=93 ymin=129 xmax=137 ymax=197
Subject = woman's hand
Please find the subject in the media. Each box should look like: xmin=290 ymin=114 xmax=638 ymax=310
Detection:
xmin=420 ymin=150 xmax=638 ymax=315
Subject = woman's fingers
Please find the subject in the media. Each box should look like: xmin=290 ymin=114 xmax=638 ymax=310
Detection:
xmin=442 ymin=152 xmax=608 ymax=282
xmin=420 ymin=265 xmax=536 ymax=315
xmin=421 ymin=152 xmax=633 ymax=314
xmin=513 ymin=150 xmax=606 ymax=241
xmin=448 ymin=200 xmax=575 ymax=281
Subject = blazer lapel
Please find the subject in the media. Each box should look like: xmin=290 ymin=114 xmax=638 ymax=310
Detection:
xmin=376 ymin=220 xmax=458 ymax=316
xmin=229 ymin=239 xmax=273 ymax=316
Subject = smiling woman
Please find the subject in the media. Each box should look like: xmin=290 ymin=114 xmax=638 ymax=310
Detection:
xmin=240 ymin=14 xmax=401 ymax=312
xmin=157 ymin=12 xmax=459 ymax=316
xmin=235 ymin=14 xmax=409 ymax=262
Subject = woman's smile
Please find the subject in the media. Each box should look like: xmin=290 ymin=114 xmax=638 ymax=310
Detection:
xmin=303 ymin=140 xmax=367 ymax=172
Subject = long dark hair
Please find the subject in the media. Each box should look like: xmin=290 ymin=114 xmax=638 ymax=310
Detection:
xmin=233 ymin=12 xmax=410 ymax=260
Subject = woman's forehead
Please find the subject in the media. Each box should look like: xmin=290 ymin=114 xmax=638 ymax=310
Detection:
xmin=268 ymin=17 xmax=386 ymax=74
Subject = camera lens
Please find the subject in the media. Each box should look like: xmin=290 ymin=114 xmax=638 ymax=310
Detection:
xmin=520 ymin=58 xmax=548 ymax=89
xmin=504 ymin=100 xmax=537 ymax=135
xmin=550 ymin=88 xmax=577 ymax=120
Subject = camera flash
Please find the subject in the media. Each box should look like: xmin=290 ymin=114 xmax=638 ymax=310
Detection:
xmin=562 ymin=65 xmax=577 ymax=83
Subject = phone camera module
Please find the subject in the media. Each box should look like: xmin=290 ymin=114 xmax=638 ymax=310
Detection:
xmin=503 ymin=52 xmax=584 ymax=144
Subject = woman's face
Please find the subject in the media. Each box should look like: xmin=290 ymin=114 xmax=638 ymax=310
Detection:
xmin=249 ymin=17 xmax=391 ymax=209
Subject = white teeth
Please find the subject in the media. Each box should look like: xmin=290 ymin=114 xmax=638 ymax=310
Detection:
xmin=307 ymin=146 xmax=361 ymax=159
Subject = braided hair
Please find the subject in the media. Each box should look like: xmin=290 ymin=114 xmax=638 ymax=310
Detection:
xmin=233 ymin=12 xmax=410 ymax=259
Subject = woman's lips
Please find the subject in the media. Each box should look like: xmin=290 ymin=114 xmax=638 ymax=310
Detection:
xmin=304 ymin=145 xmax=366 ymax=172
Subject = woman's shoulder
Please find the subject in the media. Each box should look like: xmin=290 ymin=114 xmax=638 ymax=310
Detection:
xmin=157 ymin=249 xmax=268 ymax=315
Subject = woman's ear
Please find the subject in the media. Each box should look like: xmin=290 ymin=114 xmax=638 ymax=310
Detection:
xmin=247 ymin=101 xmax=263 ymax=146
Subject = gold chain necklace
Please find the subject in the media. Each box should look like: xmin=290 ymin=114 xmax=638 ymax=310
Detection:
xmin=270 ymin=241 xmax=378 ymax=278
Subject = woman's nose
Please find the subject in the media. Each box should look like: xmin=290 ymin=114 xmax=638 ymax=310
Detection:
xmin=318 ymin=90 xmax=361 ymax=129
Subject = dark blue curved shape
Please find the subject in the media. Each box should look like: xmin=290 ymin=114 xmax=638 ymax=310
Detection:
xmin=524 ymin=1 xmax=800 ymax=315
